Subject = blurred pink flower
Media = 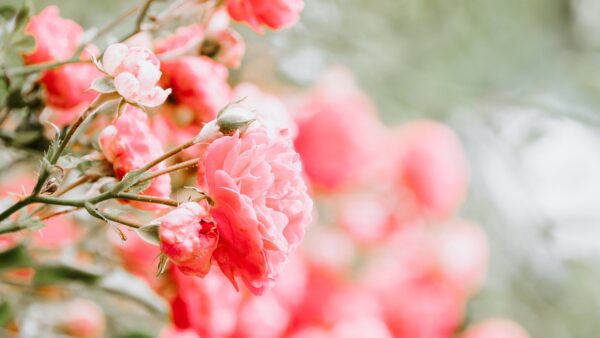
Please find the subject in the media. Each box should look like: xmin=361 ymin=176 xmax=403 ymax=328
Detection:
xmin=233 ymin=83 xmax=298 ymax=138
xmin=387 ymin=120 xmax=468 ymax=218
xmin=169 ymin=268 xmax=241 ymax=338
xmin=99 ymin=105 xmax=172 ymax=211
xmin=154 ymin=24 xmax=205 ymax=58
xmin=461 ymin=319 xmax=530 ymax=338
xmin=294 ymin=68 xmax=384 ymax=191
xmin=198 ymin=125 xmax=312 ymax=294
xmin=226 ymin=0 xmax=304 ymax=32
xmin=207 ymin=28 xmax=246 ymax=69
xmin=109 ymin=227 xmax=161 ymax=288
xmin=161 ymin=56 xmax=231 ymax=123
xmin=101 ymin=43 xmax=171 ymax=107
xmin=160 ymin=326 xmax=200 ymax=338
xmin=60 ymin=299 xmax=106 ymax=338
xmin=23 ymin=6 xmax=82 ymax=64
xmin=159 ymin=202 xmax=218 ymax=277
xmin=234 ymin=293 xmax=291 ymax=338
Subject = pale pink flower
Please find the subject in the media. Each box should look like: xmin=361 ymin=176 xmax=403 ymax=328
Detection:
xmin=161 ymin=56 xmax=231 ymax=123
xmin=337 ymin=191 xmax=393 ymax=246
xmin=109 ymin=228 xmax=161 ymax=288
xmin=98 ymin=105 xmax=171 ymax=211
xmin=60 ymin=299 xmax=106 ymax=338
xmin=233 ymin=83 xmax=298 ymax=138
xmin=461 ymin=319 xmax=530 ymax=338
xmin=23 ymin=6 xmax=82 ymax=64
xmin=294 ymin=68 xmax=384 ymax=191
xmin=198 ymin=125 xmax=312 ymax=294
xmin=159 ymin=202 xmax=218 ymax=277
xmin=437 ymin=221 xmax=489 ymax=295
xmin=160 ymin=327 xmax=200 ymax=338
xmin=234 ymin=293 xmax=290 ymax=338
xmin=154 ymin=24 xmax=205 ymax=59
xmin=169 ymin=268 xmax=241 ymax=338
xmin=387 ymin=120 xmax=468 ymax=218
xmin=329 ymin=318 xmax=393 ymax=338
xmin=226 ymin=0 xmax=304 ymax=32
xmin=101 ymin=43 xmax=171 ymax=107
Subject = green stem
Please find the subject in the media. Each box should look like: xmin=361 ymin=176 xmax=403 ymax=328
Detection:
xmin=0 ymin=197 xmax=33 ymax=222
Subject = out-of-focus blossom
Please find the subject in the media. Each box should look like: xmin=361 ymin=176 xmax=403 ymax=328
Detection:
xmin=387 ymin=120 xmax=468 ymax=218
xmin=60 ymin=299 xmax=106 ymax=338
xmin=154 ymin=24 xmax=205 ymax=59
xmin=23 ymin=6 xmax=82 ymax=64
xmin=203 ymin=28 xmax=246 ymax=69
xmin=226 ymin=0 xmax=304 ymax=33
xmin=233 ymin=83 xmax=298 ymax=138
xmin=23 ymin=6 xmax=101 ymax=126
xmin=461 ymin=318 xmax=530 ymax=338
xmin=161 ymin=56 xmax=231 ymax=123
xmin=99 ymin=105 xmax=172 ymax=211
xmin=160 ymin=326 xmax=201 ymax=338
xmin=198 ymin=124 xmax=312 ymax=294
xmin=437 ymin=221 xmax=489 ymax=295
xmin=109 ymin=227 xmax=161 ymax=288
xmin=101 ymin=43 xmax=171 ymax=107
xmin=294 ymin=68 xmax=384 ymax=191
xmin=234 ymin=293 xmax=290 ymax=338
xmin=168 ymin=268 xmax=241 ymax=338
xmin=337 ymin=191 xmax=394 ymax=246
xmin=159 ymin=202 xmax=218 ymax=277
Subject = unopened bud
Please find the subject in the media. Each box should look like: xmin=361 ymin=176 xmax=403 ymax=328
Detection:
xmin=217 ymin=107 xmax=255 ymax=135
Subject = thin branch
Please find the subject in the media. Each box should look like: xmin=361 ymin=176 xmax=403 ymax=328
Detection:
xmin=116 ymin=192 xmax=179 ymax=207
xmin=138 ymin=158 xmax=198 ymax=184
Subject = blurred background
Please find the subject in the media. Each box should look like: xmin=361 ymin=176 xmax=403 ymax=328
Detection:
xmin=5 ymin=0 xmax=600 ymax=337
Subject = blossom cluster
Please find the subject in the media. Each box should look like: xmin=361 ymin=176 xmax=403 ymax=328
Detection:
xmin=0 ymin=1 xmax=530 ymax=337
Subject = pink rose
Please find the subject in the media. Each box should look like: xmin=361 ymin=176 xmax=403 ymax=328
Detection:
xmin=161 ymin=56 xmax=231 ymax=123
xmin=294 ymin=68 xmax=384 ymax=191
xmin=226 ymin=0 xmax=304 ymax=32
xmin=233 ymin=293 xmax=290 ymax=338
xmin=198 ymin=125 xmax=312 ymax=294
xmin=98 ymin=105 xmax=172 ymax=211
xmin=461 ymin=319 xmax=530 ymax=338
xmin=154 ymin=24 xmax=205 ymax=58
xmin=388 ymin=120 xmax=468 ymax=218
xmin=159 ymin=202 xmax=218 ymax=277
xmin=160 ymin=327 xmax=200 ymax=338
xmin=169 ymin=269 xmax=241 ymax=338
xmin=23 ymin=6 xmax=82 ymax=64
xmin=101 ymin=43 xmax=171 ymax=107
xmin=60 ymin=299 xmax=106 ymax=338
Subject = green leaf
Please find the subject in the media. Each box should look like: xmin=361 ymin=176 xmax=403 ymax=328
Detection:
xmin=11 ymin=35 xmax=35 ymax=53
xmin=90 ymin=76 xmax=116 ymax=94
xmin=136 ymin=223 xmax=160 ymax=246
xmin=118 ymin=333 xmax=153 ymax=338
xmin=0 ymin=244 xmax=34 ymax=271
xmin=0 ymin=301 xmax=11 ymax=327
xmin=33 ymin=264 xmax=102 ymax=286
xmin=14 ymin=3 xmax=31 ymax=32
xmin=11 ymin=130 xmax=40 ymax=146
xmin=0 ymin=6 xmax=15 ymax=21
xmin=58 ymin=154 xmax=83 ymax=170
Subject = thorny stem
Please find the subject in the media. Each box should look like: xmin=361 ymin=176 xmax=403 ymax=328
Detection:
xmin=90 ymin=209 xmax=143 ymax=229
xmin=39 ymin=207 xmax=79 ymax=221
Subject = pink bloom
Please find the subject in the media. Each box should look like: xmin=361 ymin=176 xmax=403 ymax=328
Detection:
xmin=160 ymin=327 xmax=200 ymax=338
xmin=169 ymin=268 xmax=241 ymax=338
xmin=233 ymin=83 xmax=298 ymax=138
xmin=226 ymin=0 xmax=304 ymax=32
xmin=337 ymin=191 xmax=394 ymax=246
xmin=101 ymin=43 xmax=171 ymax=107
xmin=234 ymin=293 xmax=290 ymax=338
xmin=60 ymin=299 xmax=106 ymax=338
xmin=198 ymin=125 xmax=312 ymax=294
xmin=294 ymin=68 xmax=384 ymax=191
xmin=23 ymin=6 xmax=82 ymax=64
xmin=161 ymin=56 xmax=231 ymax=123
xmin=461 ymin=319 xmax=530 ymax=338
xmin=388 ymin=120 xmax=468 ymax=218
xmin=159 ymin=202 xmax=219 ymax=277
xmin=109 ymin=228 xmax=161 ymax=288
xmin=98 ymin=105 xmax=172 ymax=211
xmin=205 ymin=28 xmax=246 ymax=69
xmin=154 ymin=24 xmax=205 ymax=58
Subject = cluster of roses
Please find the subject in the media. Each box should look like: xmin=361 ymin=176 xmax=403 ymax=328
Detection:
xmin=0 ymin=0 xmax=530 ymax=337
